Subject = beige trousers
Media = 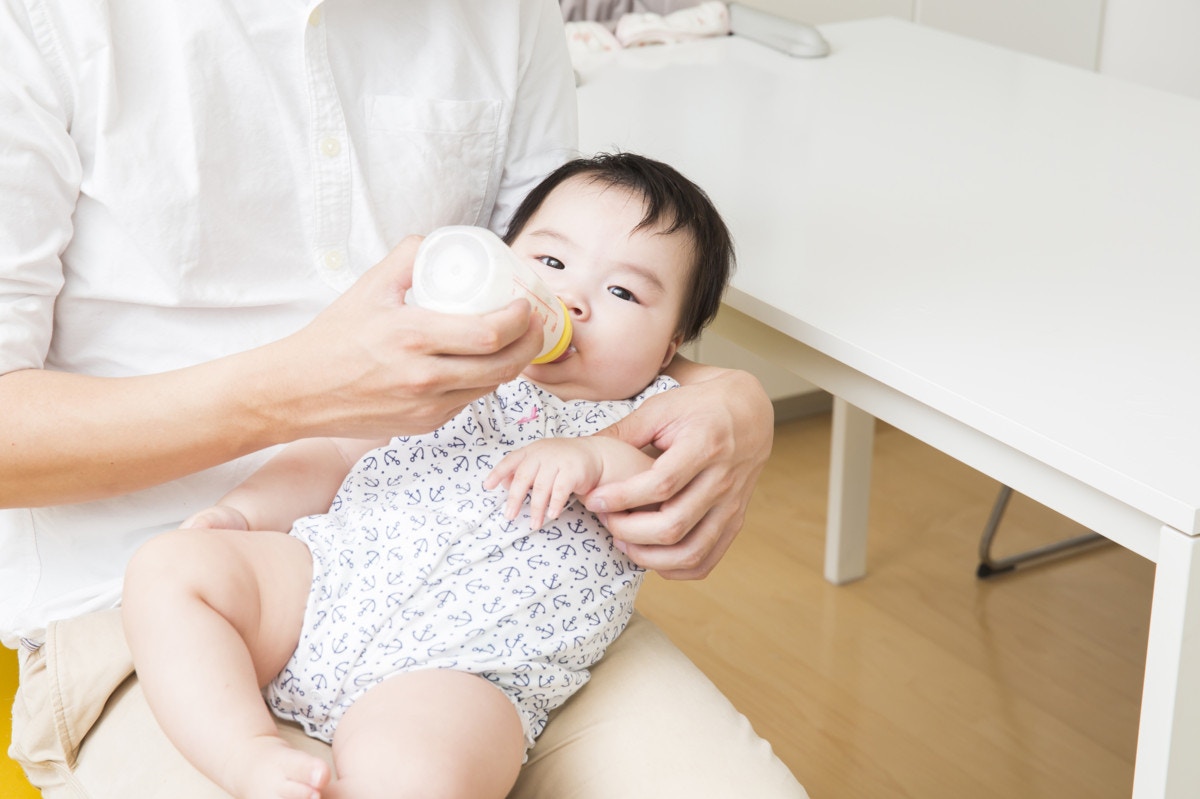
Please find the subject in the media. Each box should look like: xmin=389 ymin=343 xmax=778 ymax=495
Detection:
xmin=9 ymin=608 xmax=808 ymax=798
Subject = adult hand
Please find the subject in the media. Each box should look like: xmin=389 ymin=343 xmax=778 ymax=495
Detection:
xmin=262 ymin=236 xmax=543 ymax=441
xmin=584 ymin=367 xmax=773 ymax=580
xmin=486 ymin=436 xmax=655 ymax=532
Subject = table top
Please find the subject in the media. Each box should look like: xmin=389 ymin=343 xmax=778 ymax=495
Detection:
xmin=577 ymin=18 xmax=1200 ymax=536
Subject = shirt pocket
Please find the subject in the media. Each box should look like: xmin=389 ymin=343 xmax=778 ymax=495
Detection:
xmin=365 ymin=95 xmax=503 ymax=240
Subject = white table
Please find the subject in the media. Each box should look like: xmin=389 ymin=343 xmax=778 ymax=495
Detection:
xmin=576 ymin=18 xmax=1200 ymax=798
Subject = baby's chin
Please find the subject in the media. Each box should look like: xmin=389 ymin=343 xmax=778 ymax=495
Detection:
xmin=521 ymin=371 xmax=604 ymax=402
xmin=521 ymin=366 xmax=643 ymax=403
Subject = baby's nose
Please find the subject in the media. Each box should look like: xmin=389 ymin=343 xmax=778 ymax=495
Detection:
xmin=560 ymin=292 xmax=588 ymax=319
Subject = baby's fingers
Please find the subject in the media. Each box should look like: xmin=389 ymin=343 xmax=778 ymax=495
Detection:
xmin=543 ymin=479 xmax=575 ymax=527
xmin=484 ymin=454 xmax=518 ymax=492
xmin=523 ymin=465 xmax=565 ymax=530
xmin=487 ymin=447 xmax=575 ymax=529
xmin=488 ymin=453 xmax=537 ymax=521
xmin=534 ymin=464 xmax=588 ymax=531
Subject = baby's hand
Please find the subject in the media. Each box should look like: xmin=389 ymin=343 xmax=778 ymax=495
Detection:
xmin=180 ymin=504 xmax=251 ymax=531
xmin=485 ymin=439 xmax=606 ymax=530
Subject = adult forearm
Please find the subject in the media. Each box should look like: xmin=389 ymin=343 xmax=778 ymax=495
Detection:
xmin=0 ymin=349 xmax=294 ymax=508
xmin=1 ymin=243 xmax=543 ymax=509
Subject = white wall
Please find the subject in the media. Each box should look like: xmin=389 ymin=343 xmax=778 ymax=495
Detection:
xmin=1099 ymin=0 xmax=1200 ymax=99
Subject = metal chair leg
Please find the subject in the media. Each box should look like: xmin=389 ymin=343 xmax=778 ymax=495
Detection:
xmin=976 ymin=485 xmax=1108 ymax=578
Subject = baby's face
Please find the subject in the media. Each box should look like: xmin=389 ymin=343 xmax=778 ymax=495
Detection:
xmin=513 ymin=175 xmax=691 ymax=401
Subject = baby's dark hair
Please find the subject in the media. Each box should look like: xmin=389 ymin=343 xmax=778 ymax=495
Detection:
xmin=503 ymin=152 xmax=735 ymax=343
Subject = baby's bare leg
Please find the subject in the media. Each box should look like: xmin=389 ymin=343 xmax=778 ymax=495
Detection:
xmin=123 ymin=528 xmax=329 ymax=799
xmin=326 ymin=670 xmax=526 ymax=799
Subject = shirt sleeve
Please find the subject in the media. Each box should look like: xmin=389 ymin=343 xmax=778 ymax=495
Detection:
xmin=0 ymin=0 xmax=81 ymax=374
xmin=487 ymin=0 xmax=580 ymax=233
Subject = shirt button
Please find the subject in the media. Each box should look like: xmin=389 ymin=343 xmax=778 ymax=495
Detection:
xmin=320 ymin=136 xmax=342 ymax=158
xmin=324 ymin=250 xmax=344 ymax=271
xmin=308 ymin=8 xmax=322 ymax=26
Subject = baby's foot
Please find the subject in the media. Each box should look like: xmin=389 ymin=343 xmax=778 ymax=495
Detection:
xmin=223 ymin=734 xmax=331 ymax=799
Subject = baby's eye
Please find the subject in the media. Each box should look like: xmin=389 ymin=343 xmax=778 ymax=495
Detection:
xmin=608 ymin=286 xmax=637 ymax=303
xmin=538 ymin=256 xmax=565 ymax=270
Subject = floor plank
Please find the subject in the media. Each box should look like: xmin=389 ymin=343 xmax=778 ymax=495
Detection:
xmin=637 ymin=412 xmax=1153 ymax=798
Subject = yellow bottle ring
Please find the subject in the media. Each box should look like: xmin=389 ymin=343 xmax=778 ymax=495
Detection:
xmin=530 ymin=300 xmax=573 ymax=364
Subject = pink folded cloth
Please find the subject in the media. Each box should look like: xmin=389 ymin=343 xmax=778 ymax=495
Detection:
xmin=564 ymin=20 xmax=623 ymax=57
xmin=615 ymin=1 xmax=730 ymax=47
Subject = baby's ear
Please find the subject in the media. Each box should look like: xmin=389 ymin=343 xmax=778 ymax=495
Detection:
xmin=659 ymin=334 xmax=684 ymax=370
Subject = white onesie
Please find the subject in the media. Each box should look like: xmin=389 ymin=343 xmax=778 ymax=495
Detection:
xmin=265 ymin=375 xmax=678 ymax=749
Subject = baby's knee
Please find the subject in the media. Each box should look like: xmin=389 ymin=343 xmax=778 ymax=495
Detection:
xmin=123 ymin=529 xmax=216 ymax=603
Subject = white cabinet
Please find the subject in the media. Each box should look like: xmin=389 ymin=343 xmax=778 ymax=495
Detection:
xmin=686 ymin=323 xmax=823 ymax=411
xmin=737 ymin=0 xmax=1103 ymax=69
xmin=738 ymin=0 xmax=912 ymax=26
xmin=736 ymin=0 xmax=1200 ymax=97
xmin=1100 ymin=0 xmax=1200 ymax=99
xmin=919 ymin=0 xmax=1104 ymax=69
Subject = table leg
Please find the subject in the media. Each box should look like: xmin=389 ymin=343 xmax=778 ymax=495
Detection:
xmin=1134 ymin=525 xmax=1200 ymax=798
xmin=825 ymin=397 xmax=874 ymax=585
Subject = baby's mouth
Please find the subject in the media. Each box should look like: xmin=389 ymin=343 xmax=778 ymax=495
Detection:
xmin=549 ymin=343 xmax=576 ymax=364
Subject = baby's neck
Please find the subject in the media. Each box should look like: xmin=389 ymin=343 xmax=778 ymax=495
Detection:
xmin=519 ymin=373 xmax=657 ymax=403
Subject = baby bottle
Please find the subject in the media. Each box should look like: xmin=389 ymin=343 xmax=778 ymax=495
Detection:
xmin=410 ymin=226 xmax=573 ymax=364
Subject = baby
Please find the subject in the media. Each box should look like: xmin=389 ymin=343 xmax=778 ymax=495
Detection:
xmin=122 ymin=152 xmax=735 ymax=799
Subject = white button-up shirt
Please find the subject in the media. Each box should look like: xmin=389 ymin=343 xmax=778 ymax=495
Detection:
xmin=0 ymin=0 xmax=578 ymax=648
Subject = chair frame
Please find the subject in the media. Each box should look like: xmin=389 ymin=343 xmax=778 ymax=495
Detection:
xmin=976 ymin=485 xmax=1109 ymax=578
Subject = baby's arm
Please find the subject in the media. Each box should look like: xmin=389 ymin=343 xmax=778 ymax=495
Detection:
xmin=185 ymin=436 xmax=388 ymax=532
xmin=485 ymin=436 xmax=655 ymax=530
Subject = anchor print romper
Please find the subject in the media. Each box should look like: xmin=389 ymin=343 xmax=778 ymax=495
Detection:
xmin=265 ymin=375 xmax=677 ymax=749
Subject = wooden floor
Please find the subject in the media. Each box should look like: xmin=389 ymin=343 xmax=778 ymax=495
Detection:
xmin=636 ymin=409 xmax=1154 ymax=799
